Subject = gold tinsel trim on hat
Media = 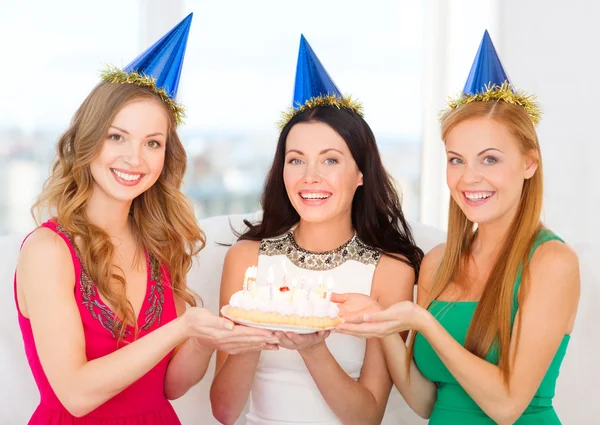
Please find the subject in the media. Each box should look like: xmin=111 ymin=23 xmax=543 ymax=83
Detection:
xmin=441 ymin=82 xmax=541 ymax=126
xmin=100 ymin=65 xmax=185 ymax=126
xmin=278 ymin=94 xmax=364 ymax=129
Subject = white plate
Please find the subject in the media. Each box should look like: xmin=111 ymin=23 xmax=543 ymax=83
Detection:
xmin=221 ymin=306 xmax=335 ymax=334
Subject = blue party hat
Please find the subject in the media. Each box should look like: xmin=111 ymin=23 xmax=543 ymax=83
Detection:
xmin=279 ymin=35 xmax=362 ymax=129
xmin=293 ymin=34 xmax=342 ymax=108
xmin=101 ymin=13 xmax=193 ymax=125
xmin=463 ymin=30 xmax=511 ymax=95
xmin=444 ymin=30 xmax=541 ymax=125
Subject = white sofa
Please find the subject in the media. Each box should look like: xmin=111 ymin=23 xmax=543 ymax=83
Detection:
xmin=0 ymin=212 xmax=597 ymax=424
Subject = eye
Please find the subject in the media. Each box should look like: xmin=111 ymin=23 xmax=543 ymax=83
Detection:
xmin=147 ymin=140 xmax=162 ymax=149
xmin=288 ymin=158 xmax=303 ymax=165
xmin=448 ymin=157 xmax=463 ymax=165
xmin=324 ymin=158 xmax=338 ymax=165
xmin=108 ymin=134 xmax=124 ymax=142
xmin=482 ymin=156 xmax=498 ymax=165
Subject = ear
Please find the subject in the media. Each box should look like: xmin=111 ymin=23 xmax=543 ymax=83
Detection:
xmin=524 ymin=154 xmax=538 ymax=180
xmin=357 ymin=171 xmax=364 ymax=187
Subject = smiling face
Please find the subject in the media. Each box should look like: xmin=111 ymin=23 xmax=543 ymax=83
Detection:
xmin=445 ymin=117 xmax=538 ymax=226
xmin=88 ymin=98 xmax=169 ymax=205
xmin=283 ymin=121 xmax=363 ymax=225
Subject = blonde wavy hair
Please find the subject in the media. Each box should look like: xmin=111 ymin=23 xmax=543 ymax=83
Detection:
xmin=32 ymin=82 xmax=205 ymax=339
xmin=409 ymin=101 xmax=543 ymax=382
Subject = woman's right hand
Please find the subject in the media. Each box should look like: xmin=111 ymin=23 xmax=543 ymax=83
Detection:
xmin=181 ymin=307 xmax=279 ymax=355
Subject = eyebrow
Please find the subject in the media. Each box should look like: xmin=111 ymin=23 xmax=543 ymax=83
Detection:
xmin=285 ymin=148 xmax=345 ymax=155
xmin=110 ymin=126 xmax=164 ymax=138
xmin=446 ymin=148 xmax=503 ymax=156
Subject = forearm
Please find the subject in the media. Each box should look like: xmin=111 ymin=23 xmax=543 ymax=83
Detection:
xmin=164 ymin=338 xmax=215 ymax=400
xmin=210 ymin=352 xmax=261 ymax=425
xmin=418 ymin=312 xmax=516 ymax=423
xmin=61 ymin=317 xmax=187 ymax=416
xmin=381 ymin=333 xmax=436 ymax=418
xmin=300 ymin=343 xmax=384 ymax=425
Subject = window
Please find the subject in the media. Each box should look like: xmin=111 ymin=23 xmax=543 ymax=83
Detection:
xmin=178 ymin=0 xmax=426 ymax=220
xmin=0 ymin=0 xmax=426 ymax=234
xmin=0 ymin=1 xmax=140 ymax=234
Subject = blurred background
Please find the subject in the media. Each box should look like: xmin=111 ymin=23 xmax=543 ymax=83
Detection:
xmin=0 ymin=0 xmax=597 ymax=246
xmin=0 ymin=0 xmax=426 ymax=234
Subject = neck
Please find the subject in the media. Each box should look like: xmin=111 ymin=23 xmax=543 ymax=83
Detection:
xmin=85 ymin=187 xmax=133 ymax=240
xmin=471 ymin=205 xmax=519 ymax=257
xmin=293 ymin=216 xmax=354 ymax=253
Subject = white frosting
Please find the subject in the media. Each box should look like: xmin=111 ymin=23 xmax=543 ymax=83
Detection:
xmin=229 ymin=286 xmax=339 ymax=318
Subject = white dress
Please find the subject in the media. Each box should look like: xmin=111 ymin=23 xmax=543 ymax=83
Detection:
xmin=245 ymin=229 xmax=380 ymax=425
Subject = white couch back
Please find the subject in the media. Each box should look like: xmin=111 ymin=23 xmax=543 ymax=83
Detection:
xmin=0 ymin=213 xmax=596 ymax=424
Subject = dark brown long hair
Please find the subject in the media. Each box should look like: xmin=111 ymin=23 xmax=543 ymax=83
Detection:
xmin=239 ymin=106 xmax=423 ymax=277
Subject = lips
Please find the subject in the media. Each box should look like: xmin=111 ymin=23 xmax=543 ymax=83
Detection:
xmin=297 ymin=190 xmax=332 ymax=207
xmin=299 ymin=191 xmax=332 ymax=200
xmin=463 ymin=191 xmax=494 ymax=201
xmin=462 ymin=190 xmax=495 ymax=206
xmin=110 ymin=168 xmax=145 ymax=186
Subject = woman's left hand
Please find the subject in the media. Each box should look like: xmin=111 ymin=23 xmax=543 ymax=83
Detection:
xmin=335 ymin=301 xmax=426 ymax=338
xmin=331 ymin=292 xmax=383 ymax=318
xmin=273 ymin=330 xmax=330 ymax=353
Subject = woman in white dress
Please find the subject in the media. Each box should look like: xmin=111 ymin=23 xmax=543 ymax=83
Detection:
xmin=210 ymin=36 xmax=424 ymax=425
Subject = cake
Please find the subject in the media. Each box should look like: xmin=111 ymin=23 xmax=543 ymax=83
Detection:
xmin=224 ymin=266 xmax=340 ymax=329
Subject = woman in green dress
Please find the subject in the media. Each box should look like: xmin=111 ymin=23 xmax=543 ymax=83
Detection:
xmin=333 ymin=31 xmax=580 ymax=424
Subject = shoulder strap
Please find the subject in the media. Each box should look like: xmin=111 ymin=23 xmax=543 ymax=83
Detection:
xmin=512 ymin=228 xmax=564 ymax=314
xmin=528 ymin=228 xmax=564 ymax=259
xmin=14 ymin=219 xmax=81 ymax=315
xmin=41 ymin=220 xmax=81 ymax=274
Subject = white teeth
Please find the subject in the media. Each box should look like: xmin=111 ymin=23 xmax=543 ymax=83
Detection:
xmin=465 ymin=192 xmax=493 ymax=201
xmin=112 ymin=169 xmax=142 ymax=182
xmin=300 ymin=193 xmax=331 ymax=200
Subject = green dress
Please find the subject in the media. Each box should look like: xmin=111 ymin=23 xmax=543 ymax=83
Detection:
xmin=413 ymin=230 xmax=570 ymax=424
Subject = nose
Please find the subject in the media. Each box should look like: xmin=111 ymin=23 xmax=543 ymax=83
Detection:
xmin=461 ymin=163 xmax=483 ymax=185
xmin=302 ymin=161 xmax=322 ymax=184
xmin=123 ymin=141 xmax=143 ymax=168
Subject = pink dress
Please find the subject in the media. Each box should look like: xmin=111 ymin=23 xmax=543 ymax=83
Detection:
xmin=14 ymin=219 xmax=181 ymax=424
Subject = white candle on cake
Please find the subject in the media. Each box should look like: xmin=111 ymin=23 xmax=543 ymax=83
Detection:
xmin=248 ymin=266 xmax=257 ymax=292
xmin=281 ymin=260 xmax=288 ymax=287
xmin=267 ymin=266 xmax=274 ymax=300
xmin=317 ymin=276 xmax=325 ymax=298
xmin=326 ymin=277 xmax=334 ymax=300
xmin=306 ymin=277 xmax=313 ymax=300
xmin=291 ymin=278 xmax=298 ymax=302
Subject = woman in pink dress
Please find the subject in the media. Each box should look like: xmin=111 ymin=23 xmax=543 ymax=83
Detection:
xmin=13 ymin=14 xmax=276 ymax=424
